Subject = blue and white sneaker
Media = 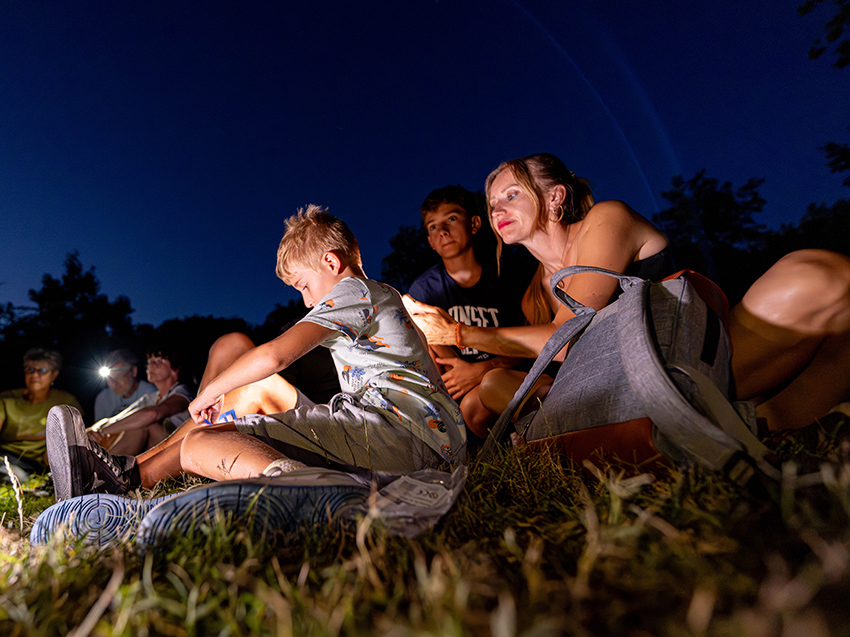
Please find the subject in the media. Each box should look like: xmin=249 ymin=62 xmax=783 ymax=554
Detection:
xmin=136 ymin=468 xmax=371 ymax=550
xmin=30 ymin=493 xmax=173 ymax=546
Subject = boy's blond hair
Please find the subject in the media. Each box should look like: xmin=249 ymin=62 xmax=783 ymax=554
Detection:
xmin=276 ymin=204 xmax=362 ymax=284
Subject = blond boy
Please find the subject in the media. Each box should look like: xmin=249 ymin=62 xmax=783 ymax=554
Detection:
xmin=46 ymin=206 xmax=466 ymax=504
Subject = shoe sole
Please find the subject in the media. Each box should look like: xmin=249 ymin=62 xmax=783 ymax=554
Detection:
xmin=30 ymin=493 xmax=172 ymax=546
xmin=136 ymin=476 xmax=370 ymax=550
xmin=46 ymin=404 xmax=87 ymax=502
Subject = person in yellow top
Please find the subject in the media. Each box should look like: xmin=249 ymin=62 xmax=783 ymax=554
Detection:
xmin=0 ymin=347 xmax=82 ymax=475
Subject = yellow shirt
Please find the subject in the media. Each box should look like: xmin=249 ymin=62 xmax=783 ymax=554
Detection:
xmin=0 ymin=389 xmax=83 ymax=463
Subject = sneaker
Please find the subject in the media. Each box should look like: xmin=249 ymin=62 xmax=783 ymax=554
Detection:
xmin=46 ymin=405 xmax=140 ymax=502
xmin=136 ymin=468 xmax=371 ymax=550
xmin=30 ymin=493 xmax=173 ymax=546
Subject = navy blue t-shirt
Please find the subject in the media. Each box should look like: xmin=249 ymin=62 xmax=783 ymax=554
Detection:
xmin=408 ymin=254 xmax=534 ymax=363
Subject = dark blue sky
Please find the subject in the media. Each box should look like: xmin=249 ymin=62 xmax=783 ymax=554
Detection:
xmin=2 ymin=1 xmax=848 ymax=326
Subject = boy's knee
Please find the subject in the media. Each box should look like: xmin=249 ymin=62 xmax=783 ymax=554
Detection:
xmin=209 ymin=332 xmax=255 ymax=358
xmin=180 ymin=422 xmax=235 ymax=461
xmin=478 ymin=368 xmax=515 ymax=412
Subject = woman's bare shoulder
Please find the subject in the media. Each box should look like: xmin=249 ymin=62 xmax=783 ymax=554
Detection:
xmin=585 ymin=199 xmax=648 ymax=223
xmin=580 ymin=200 xmax=667 ymax=256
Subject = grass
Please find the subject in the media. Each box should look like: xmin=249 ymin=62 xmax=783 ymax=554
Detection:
xmin=1 ymin=425 xmax=850 ymax=636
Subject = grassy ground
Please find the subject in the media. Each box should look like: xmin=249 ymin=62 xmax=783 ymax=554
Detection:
xmin=1 ymin=426 xmax=849 ymax=636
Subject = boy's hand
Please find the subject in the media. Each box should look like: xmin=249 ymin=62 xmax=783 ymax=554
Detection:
xmin=435 ymin=356 xmax=487 ymax=400
xmin=189 ymin=393 xmax=226 ymax=425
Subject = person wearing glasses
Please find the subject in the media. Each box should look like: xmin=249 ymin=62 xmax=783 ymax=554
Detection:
xmin=94 ymin=349 xmax=156 ymax=422
xmin=0 ymin=347 xmax=82 ymax=476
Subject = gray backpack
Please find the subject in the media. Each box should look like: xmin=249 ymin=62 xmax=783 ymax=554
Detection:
xmin=480 ymin=266 xmax=781 ymax=485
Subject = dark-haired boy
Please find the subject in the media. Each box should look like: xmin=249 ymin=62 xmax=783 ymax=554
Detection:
xmin=408 ymin=185 xmax=533 ymax=437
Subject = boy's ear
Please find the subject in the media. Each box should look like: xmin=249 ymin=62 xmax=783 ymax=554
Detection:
xmin=470 ymin=215 xmax=482 ymax=235
xmin=321 ymin=250 xmax=344 ymax=273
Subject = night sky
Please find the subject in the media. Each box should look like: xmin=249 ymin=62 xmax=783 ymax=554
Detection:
xmin=2 ymin=1 xmax=848 ymax=327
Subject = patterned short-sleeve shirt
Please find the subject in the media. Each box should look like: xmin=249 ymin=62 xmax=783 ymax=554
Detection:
xmin=299 ymin=276 xmax=466 ymax=464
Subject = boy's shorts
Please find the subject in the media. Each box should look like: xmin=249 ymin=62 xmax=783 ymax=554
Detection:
xmin=234 ymin=392 xmax=444 ymax=475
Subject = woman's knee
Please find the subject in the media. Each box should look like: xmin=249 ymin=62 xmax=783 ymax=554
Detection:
xmin=740 ymin=249 xmax=850 ymax=335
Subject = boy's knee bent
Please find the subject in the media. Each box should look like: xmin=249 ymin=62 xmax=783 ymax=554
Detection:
xmin=209 ymin=332 xmax=256 ymax=359
xmin=180 ymin=422 xmax=237 ymax=464
xmin=479 ymin=368 xmax=519 ymax=413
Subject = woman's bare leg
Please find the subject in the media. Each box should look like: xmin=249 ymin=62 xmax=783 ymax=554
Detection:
xmin=106 ymin=422 xmax=166 ymax=456
xmin=729 ymin=250 xmax=850 ymax=430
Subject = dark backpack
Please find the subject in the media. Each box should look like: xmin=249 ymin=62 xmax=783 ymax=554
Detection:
xmin=480 ymin=266 xmax=781 ymax=485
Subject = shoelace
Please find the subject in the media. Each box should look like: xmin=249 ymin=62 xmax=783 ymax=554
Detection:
xmin=88 ymin=440 xmax=127 ymax=485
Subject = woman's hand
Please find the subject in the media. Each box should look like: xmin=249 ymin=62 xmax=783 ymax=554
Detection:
xmin=87 ymin=428 xmax=107 ymax=446
xmin=402 ymin=295 xmax=457 ymax=346
xmin=189 ymin=392 xmax=226 ymax=425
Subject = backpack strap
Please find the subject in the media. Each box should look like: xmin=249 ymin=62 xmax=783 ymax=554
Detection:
xmin=479 ymin=266 xmax=635 ymax=460
xmin=613 ymin=274 xmax=787 ymax=484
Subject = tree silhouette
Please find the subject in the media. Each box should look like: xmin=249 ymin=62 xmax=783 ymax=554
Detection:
xmin=800 ymin=1 xmax=850 ymax=185
xmin=653 ymin=170 xmax=768 ymax=297
xmin=0 ymin=252 xmax=139 ymax=413
xmin=767 ymin=198 xmax=850 ymax=259
xmin=799 ymin=0 xmax=850 ymax=68
xmin=380 ymin=224 xmax=438 ymax=292
xmin=821 ymin=138 xmax=850 ymax=186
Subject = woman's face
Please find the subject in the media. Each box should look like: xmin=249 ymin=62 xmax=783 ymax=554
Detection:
xmin=24 ymin=360 xmax=59 ymax=394
xmin=488 ymin=169 xmax=538 ymax=245
xmin=146 ymin=356 xmax=177 ymax=385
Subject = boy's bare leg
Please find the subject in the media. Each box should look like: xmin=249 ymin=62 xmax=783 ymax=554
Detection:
xmin=179 ymin=422 xmax=285 ymax=481
xmin=729 ymin=249 xmax=850 ymax=430
xmin=198 ymin=332 xmax=255 ymax=392
xmin=133 ymin=332 xmax=301 ymax=487
xmin=479 ymin=369 xmax=551 ymax=424
xmin=459 ymin=387 xmax=498 ymax=438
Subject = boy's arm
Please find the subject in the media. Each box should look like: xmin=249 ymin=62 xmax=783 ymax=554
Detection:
xmin=190 ymin=321 xmax=334 ymax=424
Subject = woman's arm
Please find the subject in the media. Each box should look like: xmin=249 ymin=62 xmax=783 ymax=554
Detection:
xmin=405 ymin=201 xmax=666 ymax=359
xmin=190 ymin=320 xmax=334 ymax=423
xmin=94 ymin=394 xmax=189 ymax=435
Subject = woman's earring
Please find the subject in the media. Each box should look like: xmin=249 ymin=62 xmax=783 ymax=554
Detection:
xmin=554 ymin=204 xmax=565 ymax=223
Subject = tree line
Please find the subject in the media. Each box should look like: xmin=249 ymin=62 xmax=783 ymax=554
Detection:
xmin=3 ymin=2 xmax=847 ymax=417
xmin=2 ymin=167 xmax=845 ymax=418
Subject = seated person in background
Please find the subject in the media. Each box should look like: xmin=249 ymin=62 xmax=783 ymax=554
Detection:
xmin=0 ymin=347 xmax=81 ymax=475
xmin=46 ymin=205 xmax=465 ymax=502
xmin=88 ymin=347 xmax=192 ymax=456
xmin=94 ymin=349 xmax=156 ymax=422
xmin=408 ymin=185 xmax=534 ymax=437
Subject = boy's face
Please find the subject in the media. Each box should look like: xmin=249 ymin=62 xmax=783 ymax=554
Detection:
xmin=424 ymin=202 xmax=481 ymax=261
xmin=290 ymin=260 xmax=342 ymax=308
